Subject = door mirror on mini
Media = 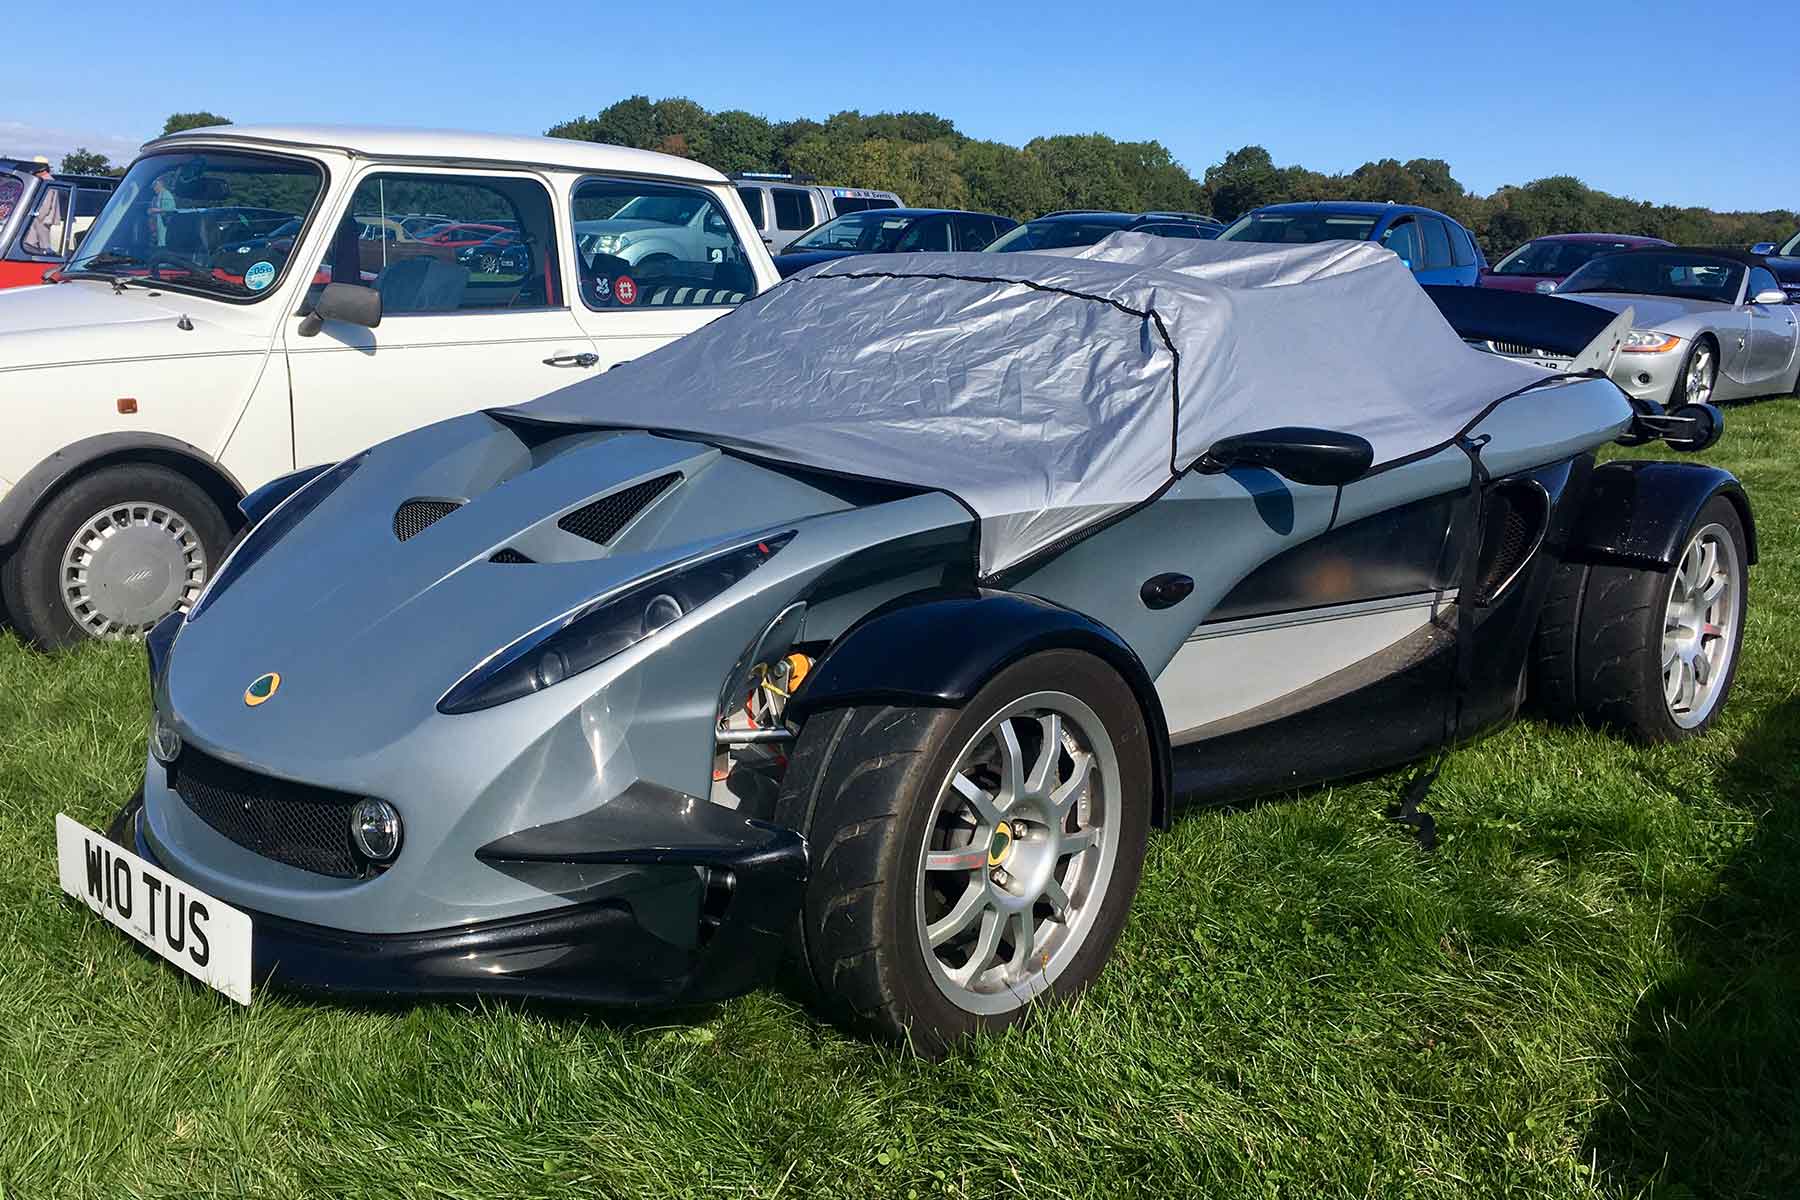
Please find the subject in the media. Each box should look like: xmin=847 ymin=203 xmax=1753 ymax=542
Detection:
xmin=1750 ymin=288 xmax=1787 ymax=306
xmin=1199 ymin=427 xmax=1375 ymax=487
xmin=297 ymin=283 xmax=382 ymax=337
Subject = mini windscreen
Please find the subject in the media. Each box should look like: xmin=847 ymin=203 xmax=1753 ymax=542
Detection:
xmin=1423 ymin=285 xmax=1620 ymax=360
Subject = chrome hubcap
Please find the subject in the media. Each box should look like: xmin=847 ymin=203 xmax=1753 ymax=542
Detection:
xmin=1661 ymin=522 xmax=1739 ymax=728
xmin=1685 ymin=347 xmax=1715 ymax=405
xmin=915 ymin=691 xmax=1121 ymax=1016
xmin=60 ymin=501 xmax=208 ymax=637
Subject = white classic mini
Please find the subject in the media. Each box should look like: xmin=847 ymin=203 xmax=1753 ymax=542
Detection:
xmin=0 ymin=124 xmax=778 ymax=646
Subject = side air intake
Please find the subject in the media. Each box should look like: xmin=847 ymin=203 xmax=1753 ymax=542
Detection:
xmin=557 ymin=473 xmax=679 ymax=545
xmin=394 ymin=499 xmax=463 ymax=542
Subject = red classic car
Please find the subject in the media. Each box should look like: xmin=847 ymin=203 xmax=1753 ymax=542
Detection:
xmin=0 ymin=162 xmax=119 ymax=289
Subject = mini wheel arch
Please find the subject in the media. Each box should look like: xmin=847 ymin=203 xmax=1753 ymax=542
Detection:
xmin=788 ymin=591 xmax=1175 ymax=829
xmin=0 ymin=432 xmax=245 ymax=548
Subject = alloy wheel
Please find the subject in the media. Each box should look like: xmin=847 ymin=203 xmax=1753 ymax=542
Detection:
xmin=1684 ymin=346 xmax=1715 ymax=405
xmin=59 ymin=500 xmax=209 ymax=637
xmin=915 ymin=691 xmax=1122 ymax=1016
xmin=1661 ymin=522 xmax=1740 ymax=728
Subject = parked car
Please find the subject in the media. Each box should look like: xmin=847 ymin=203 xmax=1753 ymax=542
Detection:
xmin=1551 ymin=247 xmax=1800 ymax=405
xmin=772 ymin=208 xmax=1018 ymax=276
xmin=985 ymin=210 xmax=1221 ymax=254
xmin=730 ymin=173 xmax=903 ymax=253
xmin=1215 ymin=201 xmax=1485 ymax=285
xmin=574 ymin=191 xmax=746 ymax=272
xmin=1751 ymin=230 xmax=1799 ymax=256
xmin=68 ymin=240 xmax=1752 ymax=1056
xmin=455 ymin=229 xmax=531 ymax=276
xmin=0 ymin=160 xmax=118 ymax=288
xmin=0 ymin=125 xmax=778 ymax=649
xmin=1481 ymin=233 xmax=1672 ymax=294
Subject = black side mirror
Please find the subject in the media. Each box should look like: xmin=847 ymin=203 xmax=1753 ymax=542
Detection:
xmin=1199 ymin=427 xmax=1375 ymax=487
xmin=297 ymin=282 xmax=382 ymax=337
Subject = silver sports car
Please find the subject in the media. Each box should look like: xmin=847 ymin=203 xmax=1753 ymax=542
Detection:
xmin=1553 ymin=247 xmax=1800 ymax=406
xmin=60 ymin=240 xmax=1756 ymax=1054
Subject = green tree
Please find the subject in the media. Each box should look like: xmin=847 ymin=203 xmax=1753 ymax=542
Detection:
xmin=706 ymin=110 xmax=777 ymax=175
xmin=58 ymin=148 xmax=118 ymax=176
xmin=162 ymin=111 xmax=230 ymax=136
xmin=1203 ymin=145 xmax=1282 ymax=221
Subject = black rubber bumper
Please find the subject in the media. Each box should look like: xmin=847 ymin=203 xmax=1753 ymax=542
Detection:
xmin=114 ymin=787 xmax=808 ymax=1008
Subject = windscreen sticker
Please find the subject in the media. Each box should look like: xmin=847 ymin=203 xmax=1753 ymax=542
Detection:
xmin=614 ymin=275 xmax=637 ymax=305
xmin=244 ymin=261 xmax=276 ymax=292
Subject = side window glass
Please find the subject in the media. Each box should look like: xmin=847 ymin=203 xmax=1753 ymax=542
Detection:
xmin=735 ymin=186 xmax=766 ymax=230
xmin=897 ymin=218 xmax=951 ymax=252
xmin=572 ymin=177 xmax=754 ymax=310
xmin=323 ymin=172 xmax=561 ymax=314
xmin=1448 ymin=223 xmax=1477 ymax=267
xmin=1381 ymin=219 xmax=1421 ymax=269
xmin=952 ymin=214 xmax=999 ymax=250
xmin=1421 ymin=219 xmax=1453 ymax=269
xmin=1748 ymin=267 xmax=1781 ymax=301
xmin=0 ymin=176 xmax=20 ymax=222
xmin=21 ymin=184 xmax=72 ymax=256
xmin=772 ymin=188 xmax=814 ymax=231
xmin=69 ymin=187 xmax=110 ymax=254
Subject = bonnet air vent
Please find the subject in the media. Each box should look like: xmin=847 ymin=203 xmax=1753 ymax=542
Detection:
xmin=557 ymin=473 xmax=680 ymax=545
xmin=394 ymin=499 xmax=463 ymax=542
xmin=489 ymin=548 xmax=533 ymax=564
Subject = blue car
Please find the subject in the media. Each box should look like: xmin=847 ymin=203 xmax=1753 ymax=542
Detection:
xmin=1216 ymin=201 xmax=1485 ymax=285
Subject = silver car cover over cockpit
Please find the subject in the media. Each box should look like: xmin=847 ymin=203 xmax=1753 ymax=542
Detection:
xmin=507 ymin=237 xmax=1560 ymax=577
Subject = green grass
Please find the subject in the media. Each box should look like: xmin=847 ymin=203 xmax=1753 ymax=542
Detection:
xmin=2 ymin=400 xmax=1797 ymax=1200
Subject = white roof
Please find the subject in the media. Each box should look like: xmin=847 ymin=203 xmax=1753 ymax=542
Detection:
xmin=144 ymin=124 xmax=727 ymax=184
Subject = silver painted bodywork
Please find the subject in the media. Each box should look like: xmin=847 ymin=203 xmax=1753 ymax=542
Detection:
xmin=141 ymin=371 xmax=1633 ymax=941
xmin=1559 ymin=289 xmax=1800 ymax=404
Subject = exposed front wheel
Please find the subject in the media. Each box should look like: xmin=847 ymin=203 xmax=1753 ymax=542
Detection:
xmin=1 ymin=464 xmax=232 ymax=649
xmin=1671 ymin=339 xmax=1716 ymax=407
xmin=1540 ymin=496 xmax=1748 ymax=742
xmin=777 ymin=650 xmax=1152 ymax=1054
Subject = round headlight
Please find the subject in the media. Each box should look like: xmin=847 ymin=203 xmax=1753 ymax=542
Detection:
xmin=350 ymin=799 xmax=402 ymax=862
xmin=149 ymin=710 xmax=182 ymax=764
xmin=641 ymin=593 xmax=684 ymax=634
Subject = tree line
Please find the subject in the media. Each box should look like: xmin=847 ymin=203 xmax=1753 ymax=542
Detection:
xmin=546 ymin=96 xmax=1798 ymax=259
xmin=56 ymin=104 xmax=1798 ymax=259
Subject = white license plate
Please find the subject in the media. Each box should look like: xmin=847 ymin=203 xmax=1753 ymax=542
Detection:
xmin=56 ymin=813 xmax=253 ymax=1005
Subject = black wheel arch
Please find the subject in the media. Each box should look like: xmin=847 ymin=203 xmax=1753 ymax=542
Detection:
xmin=1563 ymin=460 xmax=1756 ymax=572
xmin=0 ymin=432 xmax=247 ymax=547
xmin=788 ymin=589 xmax=1175 ymax=829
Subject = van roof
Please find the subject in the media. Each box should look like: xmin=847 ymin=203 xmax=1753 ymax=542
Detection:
xmin=143 ymin=124 xmax=728 ymax=185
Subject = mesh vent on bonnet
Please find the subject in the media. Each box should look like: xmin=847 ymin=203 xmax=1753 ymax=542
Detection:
xmin=556 ymin=473 xmax=679 ymax=545
xmin=393 ymin=499 xmax=463 ymax=542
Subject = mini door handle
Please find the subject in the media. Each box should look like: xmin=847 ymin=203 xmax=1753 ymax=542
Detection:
xmin=544 ymin=352 xmax=598 ymax=368
xmin=1140 ymin=573 xmax=1195 ymax=610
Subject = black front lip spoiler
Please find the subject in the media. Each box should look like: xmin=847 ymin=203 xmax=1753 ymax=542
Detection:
xmin=117 ymin=789 xmax=807 ymax=1008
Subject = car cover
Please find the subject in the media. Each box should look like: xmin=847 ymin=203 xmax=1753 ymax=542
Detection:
xmin=507 ymin=237 xmax=1557 ymax=577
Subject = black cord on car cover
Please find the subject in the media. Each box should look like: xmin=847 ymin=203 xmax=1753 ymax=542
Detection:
xmin=1388 ymin=431 xmax=1492 ymax=851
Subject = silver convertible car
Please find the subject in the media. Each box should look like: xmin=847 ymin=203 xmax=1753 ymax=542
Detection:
xmin=1552 ymin=247 xmax=1800 ymax=406
xmin=61 ymin=240 xmax=1755 ymax=1053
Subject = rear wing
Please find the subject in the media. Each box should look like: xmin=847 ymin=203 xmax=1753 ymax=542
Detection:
xmin=1423 ymin=285 xmax=1634 ymax=375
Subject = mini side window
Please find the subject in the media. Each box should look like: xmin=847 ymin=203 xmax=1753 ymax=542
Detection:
xmin=773 ymin=188 xmax=814 ymax=231
xmin=735 ymin=186 xmax=766 ymax=230
xmin=573 ymin=177 xmax=755 ymax=310
xmin=318 ymin=172 xmax=562 ymax=314
xmin=1421 ymin=219 xmax=1453 ymax=270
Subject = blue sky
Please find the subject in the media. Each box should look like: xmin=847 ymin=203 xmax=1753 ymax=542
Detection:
xmin=8 ymin=0 xmax=1790 ymax=213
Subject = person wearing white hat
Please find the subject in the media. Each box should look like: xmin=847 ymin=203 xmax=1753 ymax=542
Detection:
xmin=23 ymin=156 xmax=63 ymax=257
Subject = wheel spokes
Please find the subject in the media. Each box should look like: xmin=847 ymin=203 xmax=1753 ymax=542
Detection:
xmin=927 ymin=882 xmax=989 ymax=947
xmin=951 ymin=772 xmax=1001 ymax=827
xmin=1051 ymin=752 xmax=1092 ymax=821
xmin=995 ymin=720 xmax=1024 ymax=809
xmin=950 ymin=908 xmax=1004 ymax=986
xmin=1024 ymin=712 xmax=1062 ymax=798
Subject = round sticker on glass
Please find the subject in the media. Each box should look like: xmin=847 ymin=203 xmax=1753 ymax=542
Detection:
xmin=613 ymin=275 xmax=637 ymax=305
xmin=244 ymin=261 xmax=277 ymax=292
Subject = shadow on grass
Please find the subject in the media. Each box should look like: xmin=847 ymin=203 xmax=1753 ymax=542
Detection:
xmin=1588 ymin=697 xmax=1800 ymax=1198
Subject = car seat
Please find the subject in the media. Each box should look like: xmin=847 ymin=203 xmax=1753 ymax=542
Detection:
xmin=376 ymin=256 xmax=469 ymax=312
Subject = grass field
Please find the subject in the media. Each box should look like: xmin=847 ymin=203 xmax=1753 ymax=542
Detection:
xmin=1 ymin=399 xmax=1795 ymax=1199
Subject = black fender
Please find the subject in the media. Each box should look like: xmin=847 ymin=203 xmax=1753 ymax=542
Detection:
xmin=790 ymin=589 xmax=1174 ymax=829
xmin=1566 ymin=461 xmax=1757 ymax=570
xmin=0 ymin=432 xmax=245 ymax=545
xmin=239 ymin=463 xmax=332 ymax=525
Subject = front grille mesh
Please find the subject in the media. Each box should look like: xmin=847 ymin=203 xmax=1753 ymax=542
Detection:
xmin=172 ymin=749 xmax=364 ymax=878
xmin=394 ymin=499 xmax=462 ymax=542
xmin=557 ymin=474 xmax=679 ymax=545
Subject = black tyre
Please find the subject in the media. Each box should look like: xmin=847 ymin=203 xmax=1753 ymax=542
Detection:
xmin=1529 ymin=559 xmax=1589 ymax=721
xmin=1670 ymin=337 xmax=1717 ymax=407
xmin=1544 ymin=496 xmax=1748 ymax=742
xmin=1 ymin=464 xmax=232 ymax=649
xmin=776 ymin=650 xmax=1153 ymax=1055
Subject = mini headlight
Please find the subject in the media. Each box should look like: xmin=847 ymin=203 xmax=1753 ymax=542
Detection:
xmin=1621 ymin=330 xmax=1680 ymax=354
xmin=149 ymin=709 xmax=182 ymax=765
xmin=439 ymin=532 xmax=794 ymax=714
xmin=350 ymin=798 xmax=402 ymax=862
